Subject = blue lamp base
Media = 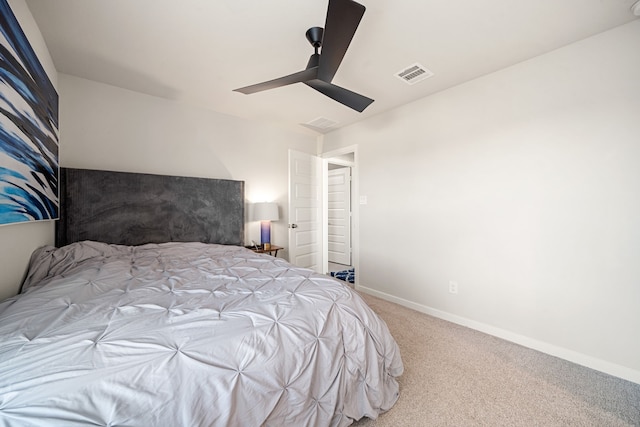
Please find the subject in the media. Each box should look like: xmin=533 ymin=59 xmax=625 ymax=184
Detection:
xmin=260 ymin=220 xmax=272 ymax=250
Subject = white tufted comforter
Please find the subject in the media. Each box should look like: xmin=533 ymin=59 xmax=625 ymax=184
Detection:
xmin=0 ymin=241 xmax=402 ymax=426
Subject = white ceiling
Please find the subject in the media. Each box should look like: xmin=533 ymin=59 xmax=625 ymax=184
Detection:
xmin=25 ymin=0 xmax=639 ymax=136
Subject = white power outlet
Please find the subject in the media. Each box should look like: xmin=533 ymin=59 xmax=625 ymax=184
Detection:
xmin=449 ymin=281 xmax=458 ymax=294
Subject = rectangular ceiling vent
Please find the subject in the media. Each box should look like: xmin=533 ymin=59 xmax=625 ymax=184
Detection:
xmin=302 ymin=117 xmax=339 ymax=132
xmin=394 ymin=63 xmax=434 ymax=85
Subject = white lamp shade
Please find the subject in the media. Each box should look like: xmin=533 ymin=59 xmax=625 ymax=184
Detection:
xmin=252 ymin=202 xmax=279 ymax=221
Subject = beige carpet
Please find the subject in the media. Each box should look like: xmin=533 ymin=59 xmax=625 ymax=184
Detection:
xmin=353 ymin=291 xmax=640 ymax=426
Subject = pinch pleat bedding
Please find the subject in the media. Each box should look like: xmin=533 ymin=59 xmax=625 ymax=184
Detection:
xmin=0 ymin=241 xmax=402 ymax=426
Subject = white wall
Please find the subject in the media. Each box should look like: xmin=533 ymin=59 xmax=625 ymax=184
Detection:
xmin=0 ymin=0 xmax=57 ymax=300
xmin=59 ymin=74 xmax=317 ymax=252
xmin=323 ymin=21 xmax=640 ymax=383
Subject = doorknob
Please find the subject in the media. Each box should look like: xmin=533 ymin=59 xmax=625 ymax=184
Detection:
xmin=289 ymin=224 xmax=298 ymax=229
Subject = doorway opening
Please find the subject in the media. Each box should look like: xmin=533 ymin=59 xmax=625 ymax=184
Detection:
xmin=322 ymin=146 xmax=358 ymax=287
xmin=327 ymin=163 xmax=352 ymax=271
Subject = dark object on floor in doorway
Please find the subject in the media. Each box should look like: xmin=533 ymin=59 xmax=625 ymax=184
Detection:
xmin=331 ymin=268 xmax=355 ymax=284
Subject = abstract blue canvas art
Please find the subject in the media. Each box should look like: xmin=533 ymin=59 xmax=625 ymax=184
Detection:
xmin=0 ymin=0 xmax=58 ymax=225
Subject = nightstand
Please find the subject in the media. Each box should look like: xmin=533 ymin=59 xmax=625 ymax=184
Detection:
xmin=246 ymin=244 xmax=283 ymax=257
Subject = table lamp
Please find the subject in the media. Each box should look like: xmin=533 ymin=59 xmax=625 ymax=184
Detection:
xmin=252 ymin=202 xmax=279 ymax=250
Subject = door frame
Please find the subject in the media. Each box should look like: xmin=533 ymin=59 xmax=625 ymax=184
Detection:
xmin=322 ymin=145 xmax=359 ymax=288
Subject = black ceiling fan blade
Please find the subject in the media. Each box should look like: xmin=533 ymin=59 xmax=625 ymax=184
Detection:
xmin=318 ymin=0 xmax=366 ymax=83
xmin=234 ymin=67 xmax=318 ymax=95
xmin=305 ymin=79 xmax=373 ymax=112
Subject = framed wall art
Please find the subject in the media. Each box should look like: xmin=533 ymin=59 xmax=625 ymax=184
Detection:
xmin=0 ymin=0 xmax=58 ymax=225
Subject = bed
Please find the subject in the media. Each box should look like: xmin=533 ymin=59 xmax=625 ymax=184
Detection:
xmin=0 ymin=168 xmax=403 ymax=426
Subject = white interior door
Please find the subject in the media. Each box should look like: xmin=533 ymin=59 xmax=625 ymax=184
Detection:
xmin=288 ymin=150 xmax=322 ymax=272
xmin=328 ymin=167 xmax=351 ymax=265
xmin=322 ymin=145 xmax=358 ymax=282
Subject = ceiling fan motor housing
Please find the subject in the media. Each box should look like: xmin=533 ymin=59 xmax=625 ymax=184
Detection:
xmin=306 ymin=53 xmax=321 ymax=70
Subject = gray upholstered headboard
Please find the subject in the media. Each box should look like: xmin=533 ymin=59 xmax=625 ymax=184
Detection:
xmin=55 ymin=168 xmax=245 ymax=247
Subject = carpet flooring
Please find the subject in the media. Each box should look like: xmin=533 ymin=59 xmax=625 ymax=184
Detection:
xmin=352 ymin=291 xmax=640 ymax=426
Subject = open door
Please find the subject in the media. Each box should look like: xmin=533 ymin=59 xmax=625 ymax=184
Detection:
xmin=288 ymin=150 xmax=322 ymax=272
xmin=327 ymin=166 xmax=351 ymax=265
xmin=322 ymin=146 xmax=358 ymax=284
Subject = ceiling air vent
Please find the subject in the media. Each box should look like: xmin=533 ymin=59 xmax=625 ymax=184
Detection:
xmin=394 ymin=63 xmax=434 ymax=85
xmin=302 ymin=117 xmax=339 ymax=133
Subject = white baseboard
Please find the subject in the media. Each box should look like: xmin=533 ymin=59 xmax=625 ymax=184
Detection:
xmin=356 ymin=285 xmax=640 ymax=385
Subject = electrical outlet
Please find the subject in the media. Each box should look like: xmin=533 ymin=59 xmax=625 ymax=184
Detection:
xmin=449 ymin=281 xmax=458 ymax=294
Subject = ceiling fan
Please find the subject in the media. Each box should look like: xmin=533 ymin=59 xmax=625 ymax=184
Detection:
xmin=233 ymin=0 xmax=373 ymax=113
